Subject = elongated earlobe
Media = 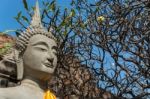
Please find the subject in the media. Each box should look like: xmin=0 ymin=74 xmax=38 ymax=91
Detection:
xmin=14 ymin=49 xmax=24 ymax=80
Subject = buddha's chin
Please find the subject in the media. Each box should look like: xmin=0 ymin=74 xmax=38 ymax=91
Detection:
xmin=39 ymin=76 xmax=50 ymax=81
xmin=39 ymin=73 xmax=53 ymax=81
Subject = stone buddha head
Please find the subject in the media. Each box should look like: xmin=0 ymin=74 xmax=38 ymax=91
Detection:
xmin=15 ymin=1 xmax=57 ymax=81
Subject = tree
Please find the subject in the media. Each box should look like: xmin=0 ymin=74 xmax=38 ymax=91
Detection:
xmin=1 ymin=0 xmax=150 ymax=98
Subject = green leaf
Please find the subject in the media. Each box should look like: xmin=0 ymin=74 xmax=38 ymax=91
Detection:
xmin=63 ymin=30 xmax=68 ymax=36
xmin=4 ymin=43 xmax=12 ymax=47
xmin=71 ymin=0 xmax=75 ymax=6
xmin=50 ymin=1 xmax=56 ymax=11
xmin=23 ymin=0 xmax=28 ymax=10
xmin=22 ymin=16 xmax=29 ymax=24
xmin=18 ymin=11 xmax=22 ymax=18
xmin=60 ymin=21 xmax=66 ymax=26
xmin=15 ymin=11 xmax=22 ymax=20
xmin=69 ymin=9 xmax=75 ymax=17
xmin=0 ymin=43 xmax=12 ymax=55
xmin=80 ymin=23 xmax=85 ymax=28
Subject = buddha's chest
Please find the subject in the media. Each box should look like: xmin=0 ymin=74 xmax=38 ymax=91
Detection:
xmin=14 ymin=85 xmax=44 ymax=99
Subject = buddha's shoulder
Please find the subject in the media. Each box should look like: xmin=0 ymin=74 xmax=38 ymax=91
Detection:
xmin=0 ymin=86 xmax=44 ymax=99
xmin=0 ymin=86 xmax=25 ymax=99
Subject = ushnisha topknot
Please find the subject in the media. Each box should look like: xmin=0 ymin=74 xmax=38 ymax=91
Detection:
xmin=16 ymin=1 xmax=56 ymax=52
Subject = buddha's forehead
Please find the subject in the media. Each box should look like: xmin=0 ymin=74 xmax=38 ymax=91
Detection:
xmin=28 ymin=34 xmax=57 ymax=47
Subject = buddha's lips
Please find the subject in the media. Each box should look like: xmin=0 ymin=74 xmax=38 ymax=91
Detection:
xmin=44 ymin=63 xmax=53 ymax=68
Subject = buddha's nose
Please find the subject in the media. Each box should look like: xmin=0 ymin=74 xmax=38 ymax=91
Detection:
xmin=47 ymin=57 xmax=54 ymax=64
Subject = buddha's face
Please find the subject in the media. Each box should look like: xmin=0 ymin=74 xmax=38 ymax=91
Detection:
xmin=22 ymin=34 xmax=57 ymax=79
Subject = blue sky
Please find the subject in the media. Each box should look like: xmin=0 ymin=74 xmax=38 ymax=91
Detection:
xmin=0 ymin=0 xmax=70 ymax=35
xmin=0 ymin=0 xmax=24 ymax=33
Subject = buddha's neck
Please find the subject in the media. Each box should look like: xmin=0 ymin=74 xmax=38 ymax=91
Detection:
xmin=21 ymin=76 xmax=47 ymax=91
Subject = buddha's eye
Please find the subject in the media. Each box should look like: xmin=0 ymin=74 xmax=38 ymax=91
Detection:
xmin=38 ymin=47 xmax=48 ymax=51
xmin=34 ymin=46 xmax=48 ymax=51
xmin=32 ymin=42 xmax=49 ymax=52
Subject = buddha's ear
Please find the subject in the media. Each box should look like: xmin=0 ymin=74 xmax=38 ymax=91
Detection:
xmin=14 ymin=49 xmax=24 ymax=80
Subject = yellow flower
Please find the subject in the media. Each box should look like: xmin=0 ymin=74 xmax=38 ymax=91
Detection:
xmin=44 ymin=90 xmax=56 ymax=99
xmin=97 ymin=16 xmax=105 ymax=22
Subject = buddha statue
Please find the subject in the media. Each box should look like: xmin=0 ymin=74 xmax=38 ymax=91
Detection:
xmin=0 ymin=1 xmax=57 ymax=99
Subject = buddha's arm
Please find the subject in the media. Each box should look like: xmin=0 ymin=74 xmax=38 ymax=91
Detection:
xmin=0 ymin=94 xmax=7 ymax=99
xmin=0 ymin=97 xmax=6 ymax=99
xmin=0 ymin=89 xmax=8 ymax=99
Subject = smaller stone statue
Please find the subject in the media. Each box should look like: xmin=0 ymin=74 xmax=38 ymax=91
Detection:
xmin=0 ymin=1 xmax=57 ymax=99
